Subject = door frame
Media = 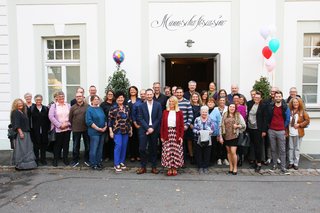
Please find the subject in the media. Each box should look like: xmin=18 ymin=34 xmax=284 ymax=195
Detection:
xmin=159 ymin=53 xmax=220 ymax=89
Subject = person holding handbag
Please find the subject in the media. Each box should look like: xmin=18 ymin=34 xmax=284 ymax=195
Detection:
xmin=160 ymin=96 xmax=184 ymax=176
xmin=219 ymin=104 xmax=246 ymax=175
xmin=193 ymin=105 xmax=215 ymax=174
xmin=287 ymin=97 xmax=310 ymax=170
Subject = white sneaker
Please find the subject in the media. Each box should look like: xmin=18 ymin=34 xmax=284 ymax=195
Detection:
xmin=120 ymin=163 xmax=126 ymax=169
xmin=114 ymin=165 xmax=122 ymax=173
xmin=217 ymin=159 xmax=222 ymax=165
xmin=223 ymin=159 xmax=230 ymax=166
xmin=265 ymin=159 xmax=271 ymax=165
xmin=277 ymin=159 xmax=281 ymax=164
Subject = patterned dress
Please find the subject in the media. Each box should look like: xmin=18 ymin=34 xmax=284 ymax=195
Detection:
xmin=161 ymin=110 xmax=184 ymax=168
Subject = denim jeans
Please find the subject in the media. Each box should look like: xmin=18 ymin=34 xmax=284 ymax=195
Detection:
xmin=72 ymin=131 xmax=90 ymax=163
xmin=289 ymin=136 xmax=302 ymax=166
xmin=89 ymin=134 xmax=105 ymax=167
xmin=113 ymin=133 xmax=129 ymax=166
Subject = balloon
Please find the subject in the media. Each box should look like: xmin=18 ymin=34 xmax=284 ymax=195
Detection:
xmin=265 ymin=57 xmax=276 ymax=72
xmin=262 ymin=46 xmax=272 ymax=59
xmin=260 ymin=26 xmax=270 ymax=40
xmin=112 ymin=50 xmax=125 ymax=65
xmin=268 ymin=25 xmax=277 ymax=37
xmin=269 ymin=38 xmax=280 ymax=53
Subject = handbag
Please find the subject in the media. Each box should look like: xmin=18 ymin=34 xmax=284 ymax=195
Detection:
xmin=48 ymin=129 xmax=56 ymax=142
xmin=7 ymin=124 xmax=16 ymax=149
xmin=197 ymin=130 xmax=211 ymax=147
xmin=237 ymin=131 xmax=250 ymax=147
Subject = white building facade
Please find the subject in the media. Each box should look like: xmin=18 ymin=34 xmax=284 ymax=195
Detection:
xmin=0 ymin=0 xmax=319 ymax=153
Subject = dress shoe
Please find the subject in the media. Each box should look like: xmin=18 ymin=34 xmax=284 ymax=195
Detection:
xmin=287 ymin=164 xmax=293 ymax=169
xmin=52 ymin=160 xmax=58 ymax=167
xmin=255 ymin=165 xmax=261 ymax=173
xmin=293 ymin=165 xmax=299 ymax=170
xmin=151 ymin=167 xmax=160 ymax=174
xmin=232 ymin=171 xmax=238 ymax=175
xmin=136 ymin=167 xmax=146 ymax=174
xmin=63 ymin=159 xmax=70 ymax=166
xmin=41 ymin=160 xmax=48 ymax=166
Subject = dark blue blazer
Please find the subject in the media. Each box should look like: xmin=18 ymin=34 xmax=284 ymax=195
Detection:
xmin=138 ymin=101 xmax=162 ymax=133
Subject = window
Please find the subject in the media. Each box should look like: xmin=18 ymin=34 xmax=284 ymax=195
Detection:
xmin=44 ymin=38 xmax=80 ymax=103
xmin=302 ymin=33 xmax=320 ymax=106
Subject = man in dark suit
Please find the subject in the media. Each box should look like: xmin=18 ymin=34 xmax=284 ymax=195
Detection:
xmin=136 ymin=88 xmax=163 ymax=174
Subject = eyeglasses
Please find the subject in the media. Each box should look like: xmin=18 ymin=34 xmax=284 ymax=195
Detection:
xmin=76 ymin=96 xmax=83 ymax=98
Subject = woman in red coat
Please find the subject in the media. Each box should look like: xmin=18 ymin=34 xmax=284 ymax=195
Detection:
xmin=160 ymin=96 xmax=184 ymax=176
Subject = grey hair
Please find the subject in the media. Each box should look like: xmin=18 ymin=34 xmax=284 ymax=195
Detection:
xmin=200 ymin=105 xmax=209 ymax=112
xmin=34 ymin=94 xmax=43 ymax=101
xmin=188 ymin=80 xmax=197 ymax=85
xmin=24 ymin=92 xmax=32 ymax=98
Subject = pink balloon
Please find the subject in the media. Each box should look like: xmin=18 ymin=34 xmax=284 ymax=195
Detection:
xmin=265 ymin=57 xmax=276 ymax=72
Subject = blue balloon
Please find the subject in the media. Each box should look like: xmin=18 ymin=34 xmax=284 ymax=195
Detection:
xmin=269 ymin=39 xmax=280 ymax=53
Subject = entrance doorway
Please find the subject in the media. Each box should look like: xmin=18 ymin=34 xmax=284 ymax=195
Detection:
xmin=159 ymin=53 xmax=220 ymax=93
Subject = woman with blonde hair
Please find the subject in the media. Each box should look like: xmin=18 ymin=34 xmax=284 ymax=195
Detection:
xmin=160 ymin=96 xmax=184 ymax=176
xmin=287 ymin=97 xmax=310 ymax=170
xmin=10 ymin=98 xmax=37 ymax=170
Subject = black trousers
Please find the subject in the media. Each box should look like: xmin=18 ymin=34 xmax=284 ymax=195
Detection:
xmin=194 ymin=142 xmax=212 ymax=169
xmin=54 ymin=131 xmax=71 ymax=161
xmin=72 ymin=131 xmax=90 ymax=162
xmin=129 ymin=126 xmax=139 ymax=158
xmin=32 ymin=132 xmax=48 ymax=162
xmin=211 ymin=136 xmax=227 ymax=162
xmin=248 ymin=128 xmax=264 ymax=163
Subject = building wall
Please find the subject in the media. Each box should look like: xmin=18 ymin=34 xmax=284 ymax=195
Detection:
xmin=0 ymin=0 xmax=10 ymax=150
xmin=0 ymin=0 xmax=319 ymax=153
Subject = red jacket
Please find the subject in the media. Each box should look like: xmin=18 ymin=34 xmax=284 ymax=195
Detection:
xmin=160 ymin=110 xmax=184 ymax=141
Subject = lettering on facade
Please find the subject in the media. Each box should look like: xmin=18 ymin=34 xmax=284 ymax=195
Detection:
xmin=150 ymin=14 xmax=227 ymax=31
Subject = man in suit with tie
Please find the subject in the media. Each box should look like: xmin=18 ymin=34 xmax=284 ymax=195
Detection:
xmin=136 ymin=89 xmax=163 ymax=174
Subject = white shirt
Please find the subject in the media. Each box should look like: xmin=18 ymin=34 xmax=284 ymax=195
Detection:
xmin=147 ymin=100 xmax=153 ymax=125
xmin=168 ymin=110 xmax=176 ymax=127
xmin=289 ymin=114 xmax=299 ymax=136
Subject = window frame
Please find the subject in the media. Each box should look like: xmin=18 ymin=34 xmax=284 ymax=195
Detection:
xmin=44 ymin=37 xmax=81 ymax=103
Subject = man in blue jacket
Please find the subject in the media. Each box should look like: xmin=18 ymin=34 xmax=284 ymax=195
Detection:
xmin=136 ymin=89 xmax=162 ymax=174
xmin=266 ymin=91 xmax=290 ymax=174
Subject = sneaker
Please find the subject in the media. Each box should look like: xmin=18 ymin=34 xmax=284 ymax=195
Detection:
xmin=223 ymin=159 xmax=230 ymax=166
xmin=203 ymin=168 xmax=209 ymax=174
xmin=198 ymin=168 xmax=204 ymax=174
xmin=217 ymin=159 xmax=222 ymax=165
xmin=114 ymin=165 xmax=122 ymax=173
xmin=92 ymin=165 xmax=102 ymax=171
xmin=264 ymin=159 xmax=271 ymax=165
xmin=293 ymin=165 xmax=299 ymax=170
xmin=269 ymin=165 xmax=278 ymax=172
xmin=120 ymin=163 xmax=126 ymax=169
xmin=70 ymin=161 xmax=79 ymax=168
xmin=281 ymin=169 xmax=290 ymax=175
xmin=84 ymin=161 xmax=90 ymax=167
xmin=277 ymin=159 xmax=281 ymax=164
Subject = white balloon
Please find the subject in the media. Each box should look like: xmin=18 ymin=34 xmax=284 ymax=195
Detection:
xmin=268 ymin=25 xmax=277 ymax=37
xmin=260 ymin=26 xmax=270 ymax=40
xmin=265 ymin=57 xmax=276 ymax=72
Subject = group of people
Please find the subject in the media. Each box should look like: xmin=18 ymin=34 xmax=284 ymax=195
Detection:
xmin=10 ymin=81 xmax=310 ymax=175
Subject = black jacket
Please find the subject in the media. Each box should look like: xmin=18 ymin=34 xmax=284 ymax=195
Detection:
xmin=31 ymin=105 xmax=50 ymax=136
xmin=246 ymin=101 xmax=267 ymax=132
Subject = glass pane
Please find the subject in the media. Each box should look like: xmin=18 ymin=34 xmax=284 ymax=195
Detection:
xmin=64 ymin=50 xmax=71 ymax=59
xmin=303 ymin=64 xmax=318 ymax=83
xmin=48 ymin=86 xmax=63 ymax=103
xmin=302 ymin=85 xmax=318 ymax=104
xmin=304 ymin=48 xmax=311 ymax=57
xmin=73 ymin=39 xmax=80 ymax=49
xmin=66 ymin=86 xmax=78 ymax=103
xmin=304 ymin=34 xmax=311 ymax=46
xmin=56 ymin=50 xmax=63 ymax=60
xmin=55 ymin=40 xmax=62 ymax=49
xmin=47 ymin=66 xmax=62 ymax=85
xmin=47 ymin=40 xmax=54 ymax=49
xmin=47 ymin=50 xmax=54 ymax=60
xmin=312 ymin=34 xmax=320 ymax=46
xmin=73 ymin=50 xmax=80 ymax=59
xmin=64 ymin=40 xmax=71 ymax=49
xmin=312 ymin=47 xmax=320 ymax=57
xmin=66 ymin=66 xmax=80 ymax=84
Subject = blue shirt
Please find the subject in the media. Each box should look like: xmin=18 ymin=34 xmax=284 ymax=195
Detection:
xmin=85 ymin=106 xmax=106 ymax=136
